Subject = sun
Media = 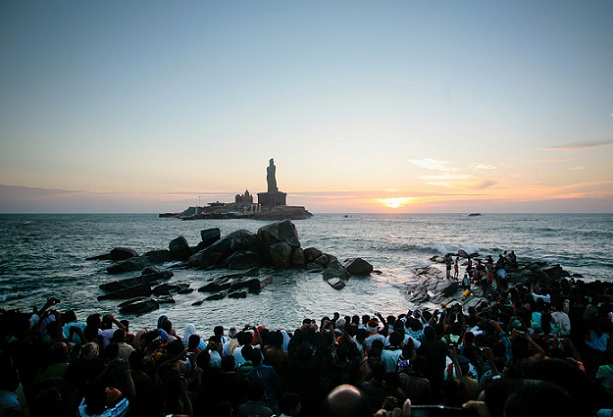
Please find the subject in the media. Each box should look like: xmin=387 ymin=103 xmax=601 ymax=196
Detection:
xmin=378 ymin=197 xmax=414 ymax=209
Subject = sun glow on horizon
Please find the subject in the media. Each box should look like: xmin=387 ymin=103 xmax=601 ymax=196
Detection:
xmin=378 ymin=197 xmax=415 ymax=209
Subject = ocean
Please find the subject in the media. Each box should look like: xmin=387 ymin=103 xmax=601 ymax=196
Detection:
xmin=1 ymin=213 xmax=612 ymax=336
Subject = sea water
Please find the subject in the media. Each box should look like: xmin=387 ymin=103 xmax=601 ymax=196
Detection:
xmin=1 ymin=213 xmax=611 ymax=335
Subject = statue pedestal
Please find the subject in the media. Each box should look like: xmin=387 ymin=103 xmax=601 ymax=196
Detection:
xmin=257 ymin=191 xmax=287 ymax=206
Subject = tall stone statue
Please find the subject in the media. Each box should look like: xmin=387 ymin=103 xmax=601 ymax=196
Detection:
xmin=267 ymin=158 xmax=278 ymax=193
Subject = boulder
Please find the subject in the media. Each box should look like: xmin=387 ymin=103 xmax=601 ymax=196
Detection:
xmin=106 ymin=257 xmax=152 ymax=274
xmin=323 ymin=261 xmax=351 ymax=280
xmin=327 ymin=278 xmax=346 ymax=290
xmin=291 ymin=247 xmax=306 ymax=268
xmin=225 ymin=251 xmax=260 ymax=270
xmin=306 ymin=262 xmax=324 ymax=273
xmin=87 ymin=247 xmax=139 ymax=261
xmin=110 ymin=247 xmax=139 ymax=260
xmin=143 ymin=250 xmax=173 ymax=264
xmin=119 ymin=298 xmax=160 ymax=315
xmin=200 ymin=228 xmax=221 ymax=247
xmin=156 ymin=295 xmax=175 ymax=304
xmin=189 ymin=229 xmax=254 ymax=268
xmin=205 ymin=292 xmax=226 ymax=301
xmin=229 ymin=290 xmax=248 ymax=298
xmin=303 ymin=247 xmax=323 ymax=263
xmin=343 ymin=258 xmax=373 ymax=276
xmin=99 ymin=270 xmax=173 ymax=292
xmin=169 ymin=236 xmax=191 ymax=260
xmin=268 ymin=242 xmax=293 ymax=268
xmin=97 ymin=283 xmax=152 ymax=300
xmin=314 ymin=255 xmax=329 ymax=266
xmin=257 ymin=220 xmax=300 ymax=249
xmin=152 ymin=283 xmax=191 ymax=296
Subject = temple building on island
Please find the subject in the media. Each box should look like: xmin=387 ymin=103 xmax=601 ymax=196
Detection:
xmin=235 ymin=189 xmax=253 ymax=204
xmin=165 ymin=158 xmax=311 ymax=220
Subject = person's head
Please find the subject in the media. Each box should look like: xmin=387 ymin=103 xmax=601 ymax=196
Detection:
xmin=504 ymin=379 xmax=578 ymax=417
xmin=251 ymin=347 xmax=262 ymax=366
xmin=367 ymin=347 xmax=382 ymax=364
xmin=214 ymin=325 xmax=224 ymax=337
xmin=100 ymin=315 xmax=113 ymax=330
xmin=221 ymin=355 xmax=235 ymax=372
xmin=389 ymin=331 xmax=403 ymax=347
xmin=324 ymin=384 xmax=370 ymax=417
xmin=270 ymin=330 xmax=284 ymax=348
xmin=62 ymin=310 xmax=77 ymax=324
xmin=424 ymin=326 xmax=436 ymax=340
xmin=111 ymin=329 xmax=126 ymax=343
xmin=280 ymin=391 xmax=302 ymax=416
xmin=188 ymin=334 xmax=201 ymax=349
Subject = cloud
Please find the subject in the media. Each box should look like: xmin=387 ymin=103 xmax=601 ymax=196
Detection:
xmin=410 ymin=159 xmax=455 ymax=171
xmin=470 ymin=163 xmax=496 ymax=170
xmin=569 ymin=166 xmax=585 ymax=171
xmin=541 ymin=140 xmax=613 ymax=151
xmin=472 ymin=180 xmax=498 ymax=190
xmin=527 ymin=158 xmax=572 ymax=163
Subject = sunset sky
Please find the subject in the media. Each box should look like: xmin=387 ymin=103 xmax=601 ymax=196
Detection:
xmin=1 ymin=1 xmax=612 ymax=213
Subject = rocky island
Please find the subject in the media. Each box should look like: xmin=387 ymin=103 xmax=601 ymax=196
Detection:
xmin=160 ymin=158 xmax=312 ymax=221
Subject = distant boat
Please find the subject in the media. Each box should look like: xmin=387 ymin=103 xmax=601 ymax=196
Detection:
xmin=468 ymin=213 xmax=482 ymax=217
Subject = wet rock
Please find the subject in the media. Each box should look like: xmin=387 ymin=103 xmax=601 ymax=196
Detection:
xmin=257 ymin=219 xmax=300 ymax=249
xmin=205 ymin=292 xmax=226 ymax=301
xmin=327 ymin=277 xmax=346 ymax=290
xmin=152 ymin=283 xmax=191 ymax=296
xmin=106 ymin=257 xmax=152 ymax=274
xmin=119 ymin=298 xmax=159 ymax=315
xmin=323 ymin=261 xmax=351 ymax=280
xmin=142 ymin=250 xmax=173 ymax=264
xmin=229 ymin=290 xmax=248 ymax=298
xmin=98 ymin=283 xmax=152 ymax=300
xmin=156 ymin=295 xmax=175 ymax=304
xmin=291 ymin=247 xmax=305 ymax=268
xmin=200 ymin=228 xmax=221 ymax=247
xmin=169 ymin=236 xmax=191 ymax=260
xmin=343 ymin=258 xmax=373 ymax=276
xmin=307 ymin=263 xmax=324 ymax=273
xmin=99 ymin=270 xmax=173 ymax=292
xmin=87 ymin=247 xmax=139 ymax=261
xmin=269 ymin=242 xmax=293 ymax=268
xmin=225 ymin=251 xmax=260 ymax=270
xmin=189 ymin=229 xmax=254 ymax=268
xmin=303 ymin=247 xmax=323 ymax=263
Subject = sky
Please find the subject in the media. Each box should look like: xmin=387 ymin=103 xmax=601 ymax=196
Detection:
xmin=1 ymin=1 xmax=612 ymax=213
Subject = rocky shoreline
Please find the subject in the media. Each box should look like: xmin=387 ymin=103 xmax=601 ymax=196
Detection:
xmin=88 ymin=220 xmax=374 ymax=316
xmin=89 ymin=219 xmax=593 ymax=317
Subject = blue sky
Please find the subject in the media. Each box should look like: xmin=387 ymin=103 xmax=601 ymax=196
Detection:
xmin=1 ymin=1 xmax=612 ymax=213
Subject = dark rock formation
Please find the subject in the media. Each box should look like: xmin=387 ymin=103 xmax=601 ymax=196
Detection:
xmin=189 ymin=229 xmax=254 ymax=268
xmin=118 ymin=298 xmax=160 ymax=315
xmin=343 ymin=258 xmax=374 ymax=276
xmin=106 ymin=257 xmax=152 ymax=274
xmin=143 ymin=250 xmax=173 ymax=264
xmin=97 ymin=283 xmax=152 ymax=301
xmin=99 ymin=269 xmax=173 ymax=292
xmin=87 ymin=247 xmax=139 ymax=261
xmin=169 ymin=236 xmax=191 ymax=260
xmin=225 ymin=251 xmax=260 ymax=270
xmin=201 ymin=228 xmax=221 ymax=248
xmin=323 ymin=261 xmax=351 ymax=280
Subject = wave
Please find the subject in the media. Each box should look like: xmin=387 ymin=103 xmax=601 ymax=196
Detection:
xmin=0 ymin=288 xmax=44 ymax=303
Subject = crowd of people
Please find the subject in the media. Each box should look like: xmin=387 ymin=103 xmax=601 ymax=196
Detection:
xmin=1 ymin=256 xmax=613 ymax=417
